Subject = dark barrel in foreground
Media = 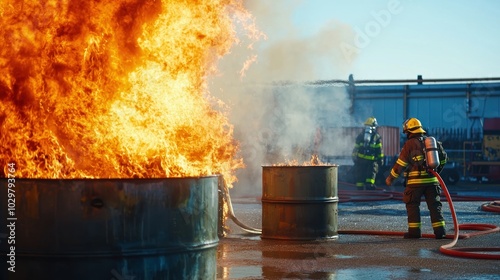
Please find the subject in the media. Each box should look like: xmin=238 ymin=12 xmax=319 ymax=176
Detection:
xmin=261 ymin=165 xmax=339 ymax=240
xmin=0 ymin=176 xmax=220 ymax=279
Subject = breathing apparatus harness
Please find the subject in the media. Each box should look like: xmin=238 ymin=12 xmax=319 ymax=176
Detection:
xmin=401 ymin=117 xmax=441 ymax=176
xmin=405 ymin=133 xmax=441 ymax=182
xmin=361 ymin=126 xmax=376 ymax=156
xmin=363 ymin=126 xmax=374 ymax=146
xmin=360 ymin=117 xmax=379 ymax=158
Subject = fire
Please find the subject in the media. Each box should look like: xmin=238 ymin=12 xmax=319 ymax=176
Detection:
xmin=273 ymin=154 xmax=329 ymax=166
xmin=0 ymin=0 xmax=259 ymax=186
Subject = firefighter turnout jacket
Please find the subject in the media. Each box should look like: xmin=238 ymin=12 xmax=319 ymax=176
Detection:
xmin=388 ymin=133 xmax=447 ymax=185
xmin=352 ymin=131 xmax=384 ymax=164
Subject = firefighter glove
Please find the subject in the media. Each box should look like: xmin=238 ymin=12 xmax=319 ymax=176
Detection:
xmin=385 ymin=176 xmax=394 ymax=186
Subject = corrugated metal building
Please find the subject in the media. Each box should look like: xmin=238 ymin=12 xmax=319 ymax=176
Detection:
xmin=349 ymin=79 xmax=500 ymax=135
xmin=300 ymin=77 xmax=500 ymax=153
xmin=319 ymin=76 xmax=500 ymax=182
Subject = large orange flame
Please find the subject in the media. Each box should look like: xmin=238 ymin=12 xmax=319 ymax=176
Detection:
xmin=0 ymin=0 xmax=258 ymax=186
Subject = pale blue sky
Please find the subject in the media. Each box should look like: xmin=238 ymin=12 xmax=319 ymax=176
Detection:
xmin=244 ymin=0 xmax=500 ymax=81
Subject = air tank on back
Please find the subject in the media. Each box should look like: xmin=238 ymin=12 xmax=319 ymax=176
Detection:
xmin=424 ymin=136 xmax=440 ymax=169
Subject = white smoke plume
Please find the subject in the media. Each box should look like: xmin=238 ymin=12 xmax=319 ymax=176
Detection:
xmin=209 ymin=0 xmax=359 ymax=196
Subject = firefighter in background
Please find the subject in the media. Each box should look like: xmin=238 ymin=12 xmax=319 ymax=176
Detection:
xmin=352 ymin=117 xmax=384 ymax=190
xmin=385 ymin=118 xmax=447 ymax=239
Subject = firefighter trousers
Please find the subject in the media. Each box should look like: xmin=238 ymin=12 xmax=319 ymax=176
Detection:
xmin=403 ymin=184 xmax=445 ymax=235
xmin=353 ymin=159 xmax=378 ymax=190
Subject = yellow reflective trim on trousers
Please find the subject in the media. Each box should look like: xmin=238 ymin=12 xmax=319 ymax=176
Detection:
xmin=407 ymin=177 xmax=439 ymax=184
xmin=356 ymin=182 xmax=364 ymax=187
xmin=365 ymin=178 xmax=375 ymax=184
xmin=432 ymin=221 xmax=445 ymax=228
xmin=408 ymin=222 xmax=421 ymax=228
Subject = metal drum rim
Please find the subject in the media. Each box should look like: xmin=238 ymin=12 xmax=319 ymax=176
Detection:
xmin=10 ymin=175 xmax=221 ymax=181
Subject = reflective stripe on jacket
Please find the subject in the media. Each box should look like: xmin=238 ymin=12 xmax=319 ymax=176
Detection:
xmin=389 ymin=134 xmax=447 ymax=186
xmin=352 ymin=132 xmax=384 ymax=162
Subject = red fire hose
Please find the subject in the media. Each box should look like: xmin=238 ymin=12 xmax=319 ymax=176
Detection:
xmin=430 ymin=169 xmax=500 ymax=260
xmin=225 ymin=177 xmax=500 ymax=259
xmin=481 ymin=201 xmax=500 ymax=213
xmin=335 ymin=179 xmax=500 ymax=259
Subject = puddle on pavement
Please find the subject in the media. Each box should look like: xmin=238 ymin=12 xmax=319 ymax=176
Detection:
xmin=262 ymin=250 xmax=354 ymax=260
xmin=217 ymin=265 xmax=261 ymax=279
xmin=225 ymin=267 xmax=500 ymax=280
xmin=216 ymin=266 xmax=435 ymax=279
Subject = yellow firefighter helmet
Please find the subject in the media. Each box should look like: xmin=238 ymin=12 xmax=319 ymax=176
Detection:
xmin=403 ymin=118 xmax=426 ymax=134
xmin=364 ymin=117 xmax=378 ymax=127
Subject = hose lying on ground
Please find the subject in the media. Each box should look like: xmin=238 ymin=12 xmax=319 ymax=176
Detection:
xmin=221 ymin=175 xmax=500 ymax=259
xmin=339 ymin=176 xmax=500 ymax=259
xmin=481 ymin=201 xmax=500 ymax=213
xmin=430 ymin=169 xmax=500 ymax=260
xmin=220 ymin=180 xmax=262 ymax=235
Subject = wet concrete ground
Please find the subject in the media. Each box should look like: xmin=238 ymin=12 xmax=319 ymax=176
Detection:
xmin=217 ymin=183 xmax=500 ymax=279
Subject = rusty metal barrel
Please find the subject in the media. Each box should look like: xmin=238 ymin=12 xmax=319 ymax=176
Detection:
xmin=0 ymin=176 xmax=220 ymax=279
xmin=261 ymin=165 xmax=339 ymax=240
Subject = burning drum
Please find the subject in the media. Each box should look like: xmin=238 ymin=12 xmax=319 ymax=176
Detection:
xmin=261 ymin=166 xmax=339 ymax=240
xmin=0 ymin=176 xmax=220 ymax=279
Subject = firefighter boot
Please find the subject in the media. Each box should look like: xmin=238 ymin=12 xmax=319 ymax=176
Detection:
xmin=434 ymin=226 xmax=446 ymax=239
xmin=403 ymin=228 xmax=421 ymax=239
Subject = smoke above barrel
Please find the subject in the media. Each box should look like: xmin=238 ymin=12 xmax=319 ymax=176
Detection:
xmin=210 ymin=1 xmax=357 ymax=194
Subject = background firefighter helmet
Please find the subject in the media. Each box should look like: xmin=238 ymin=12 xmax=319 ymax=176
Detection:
xmin=403 ymin=118 xmax=426 ymax=134
xmin=364 ymin=117 xmax=378 ymax=127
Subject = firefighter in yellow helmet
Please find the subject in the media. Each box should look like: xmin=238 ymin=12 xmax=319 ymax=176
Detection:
xmin=351 ymin=117 xmax=384 ymax=190
xmin=385 ymin=118 xmax=448 ymax=239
